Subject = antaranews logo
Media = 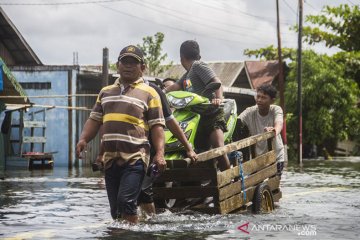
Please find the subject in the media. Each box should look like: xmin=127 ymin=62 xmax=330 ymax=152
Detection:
xmin=237 ymin=222 xmax=317 ymax=236
xmin=237 ymin=222 xmax=250 ymax=234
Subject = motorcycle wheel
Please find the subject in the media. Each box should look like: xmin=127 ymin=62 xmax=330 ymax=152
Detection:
xmin=154 ymin=182 xmax=178 ymax=208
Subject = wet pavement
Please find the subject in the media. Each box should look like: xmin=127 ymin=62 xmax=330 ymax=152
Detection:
xmin=1 ymin=157 xmax=360 ymax=239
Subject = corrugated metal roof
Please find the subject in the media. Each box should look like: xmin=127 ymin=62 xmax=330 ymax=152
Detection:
xmin=0 ymin=7 xmax=42 ymax=66
xmin=158 ymin=61 xmax=245 ymax=87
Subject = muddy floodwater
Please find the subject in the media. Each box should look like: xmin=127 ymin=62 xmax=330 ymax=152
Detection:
xmin=1 ymin=157 xmax=360 ymax=239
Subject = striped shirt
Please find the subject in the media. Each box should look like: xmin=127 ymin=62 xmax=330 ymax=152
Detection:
xmin=177 ymin=60 xmax=217 ymax=99
xmin=89 ymin=78 xmax=165 ymax=169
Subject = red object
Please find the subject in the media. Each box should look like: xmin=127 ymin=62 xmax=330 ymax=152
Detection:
xmin=23 ymin=152 xmax=44 ymax=156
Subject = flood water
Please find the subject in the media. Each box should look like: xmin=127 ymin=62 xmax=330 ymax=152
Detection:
xmin=1 ymin=157 xmax=360 ymax=240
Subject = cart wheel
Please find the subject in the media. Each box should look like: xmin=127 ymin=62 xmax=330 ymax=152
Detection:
xmin=154 ymin=182 xmax=178 ymax=208
xmin=252 ymin=183 xmax=274 ymax=213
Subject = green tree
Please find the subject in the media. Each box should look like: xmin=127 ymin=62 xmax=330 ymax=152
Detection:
xmin=285 ymin=51 xmax=360 ymax=151
xmin=303 ymin=4 xmax=360 ymax=86
xmin=303 ymin=4 xmax=360 ymax=51
xmin=137 ymin=32 xmax=173 ymax=76
xmin=244 ymin=4 xmax=360 ymax=155
xmin=244 ymin=45 xmax=296 ymax=61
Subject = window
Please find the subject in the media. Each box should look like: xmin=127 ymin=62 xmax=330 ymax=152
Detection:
xmin=20 ymin=82 xmax=51 ymax=90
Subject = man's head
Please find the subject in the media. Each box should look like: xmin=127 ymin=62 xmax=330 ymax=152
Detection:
xmin=117 ymin=45 xmax=145 ymax=82
xmin=180 ymin=40 xmax=201 ymax=61
xmin=163 ymin=78 xmax=176 ymax=88
xmin=255 ymin=84 xmax=277 ymax=112
xmin=257 ymin=84 xmax=277 ymax=99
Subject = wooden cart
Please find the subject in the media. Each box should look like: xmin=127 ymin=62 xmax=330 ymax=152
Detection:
xmin=153 ymin=131 xmax=282 ymax=214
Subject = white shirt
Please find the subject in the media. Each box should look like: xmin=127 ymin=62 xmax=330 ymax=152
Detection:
xmin=239 ymin=105 xmax=284 ymax=162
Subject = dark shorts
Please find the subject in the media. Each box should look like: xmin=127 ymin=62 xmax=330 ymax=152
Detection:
xmin=105 ymin=159 xmax=145 ymax=219
xmin=196 ymin=108 xmax=228 ymax=149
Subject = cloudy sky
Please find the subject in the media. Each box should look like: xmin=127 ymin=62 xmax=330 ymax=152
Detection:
xmin=0 ymin=0 xmax=355 ymax=65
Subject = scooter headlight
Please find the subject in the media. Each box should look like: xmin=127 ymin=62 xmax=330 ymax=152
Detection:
xmin=179 ymin=121 xmax=188 ymax=131
xmin=167 ymin=95 xmax=194 ymax=109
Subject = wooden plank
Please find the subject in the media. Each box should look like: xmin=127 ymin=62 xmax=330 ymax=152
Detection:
xmin=218 ymin=174 xmax=278 ymax=214
xmin=166 ymin=158 xmax=216 ymax=169
xmin=153 ymin=186 xmax=218 ymax=199
xmin=218 ymin=173 xmax=280 ymax=201
xmin=23 ymin=136 xmax=46 ymax=143
xmin=155 ymin=168 xmax=217 ymax=183
xmin=23 ymin=121 xmax=46 ymax=128
xmin=244 ymin=150 xmax=276 ymax=175
xmin=218 ymin=180 xmax=242 ymax=201
xmin=23 ymin=154 xmax=53 ymax=159
xmin=183 ymin=131 xmax=275 ymax=165
xmin=243 ymin=163 xmax=278 ymax=189
xmin=218 ymin=186 xmax=256 ymax=214
xmin=184 ymin=176 xmax=281 ymax=214
xmin=216 ymin=150 xmax=276 ymax=187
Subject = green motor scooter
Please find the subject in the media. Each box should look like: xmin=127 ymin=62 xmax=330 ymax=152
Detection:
xmin=164 ymin=82 xmax=238 ymax=160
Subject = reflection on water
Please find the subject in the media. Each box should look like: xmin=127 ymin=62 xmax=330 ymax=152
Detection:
xmin=1 ymin=157 xmax=360 ymax=239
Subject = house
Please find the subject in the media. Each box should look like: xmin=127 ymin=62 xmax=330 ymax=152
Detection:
xmin=157 ymin=60 xmax=281 ymax=113
xmin=0 ymin=7 xmax=79 ymax=169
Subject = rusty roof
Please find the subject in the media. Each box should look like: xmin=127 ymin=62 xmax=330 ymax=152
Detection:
xmin=245 ymin=60 xmax=279 ymax=89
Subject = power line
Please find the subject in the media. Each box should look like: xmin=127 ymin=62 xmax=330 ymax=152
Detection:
xmin=282 ymin=0 xmax=297 ymax=16
xmin=134 ymin=0 xmax=257 ymax=32
xmin=191 ymin=0 xmax=294 ymax=26
xmin=0 ymin=0 xmax=124 ymax=5
xmin=128 ymin=0 xmax=273 ymax=41
xmin=98 ymin=3 xmax=271 ymax=47
xmin=304 ymin=0 xmax=318 ymax=12
xmin=1 ymin=0 xmax=297 ymax=48
xmin=135 ymin=0 xmax=295 ymax=36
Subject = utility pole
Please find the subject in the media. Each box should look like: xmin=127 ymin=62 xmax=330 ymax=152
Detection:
xmin=276 ymin=0 xmax=287 ymax=162
xmin=73 ymin=52 xmax=78 ymax=65
xmin=102 ymin=47 xmax=109 ymax=87
xmin=297 ymin=0 xmax=303 ymax=166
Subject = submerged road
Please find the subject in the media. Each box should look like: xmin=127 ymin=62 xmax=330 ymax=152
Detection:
xmin=1 ymin=157 xmax=359 ymax=239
